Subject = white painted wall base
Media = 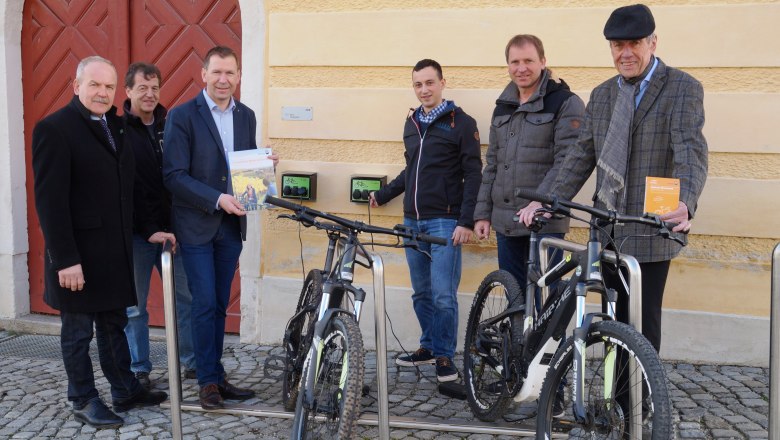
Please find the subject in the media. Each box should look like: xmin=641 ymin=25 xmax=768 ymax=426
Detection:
xmin=0 ymin=253 xmax=29 ymax=319
xmin=244 ymin=276 xmax=770 ymax=368
xmin=660 ymin=309 xmax=768 ymax=367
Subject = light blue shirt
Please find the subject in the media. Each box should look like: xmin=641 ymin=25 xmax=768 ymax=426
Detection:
xmin=618 ymin=56 xmax=659 ymax=108
xmin=202 ymin=89 xmax=236 ymax=154
xmin=202 ymin=90 xmax=236 ymax=205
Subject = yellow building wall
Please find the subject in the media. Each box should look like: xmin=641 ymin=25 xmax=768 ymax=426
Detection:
xmin=261 ymin=1 xmax=779 ymax=322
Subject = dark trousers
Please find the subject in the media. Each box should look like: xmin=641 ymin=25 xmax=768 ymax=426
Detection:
xmin=603 ymin=260 xmax=671 ymax=352
xmin=60 ymin=308 xmax=142 ymax=408
xmin=179 ymin=215 xmax=243 ymax=386
xmin=496 ymin=232 xmax=565 ymax=311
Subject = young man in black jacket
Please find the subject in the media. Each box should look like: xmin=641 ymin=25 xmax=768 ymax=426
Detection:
xmin=122 ymin=63 xmax=196 ymax=389
xmin=370 ymin=59 xmax=482 ymax=382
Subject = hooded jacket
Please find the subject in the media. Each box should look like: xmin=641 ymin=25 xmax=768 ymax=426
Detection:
xmin=474 ymin=70 xmax=585 ymax=236
xmin=374 ymin=102 xmax=482 ymax=228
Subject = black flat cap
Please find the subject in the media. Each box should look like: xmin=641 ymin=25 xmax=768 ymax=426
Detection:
xmin=603 ymin=4 xmax=655 ymax=40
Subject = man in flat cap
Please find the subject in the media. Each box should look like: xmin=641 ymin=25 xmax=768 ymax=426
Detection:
xmin=551 ymin=4 xmax=708 ymax=354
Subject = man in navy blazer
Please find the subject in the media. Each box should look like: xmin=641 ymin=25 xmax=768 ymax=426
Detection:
xmin=163 ymin=46 xmax=275 ymax=410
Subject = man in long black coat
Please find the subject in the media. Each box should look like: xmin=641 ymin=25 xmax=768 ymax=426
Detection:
xmin=32 ymin=56 xmax=166 ymax=429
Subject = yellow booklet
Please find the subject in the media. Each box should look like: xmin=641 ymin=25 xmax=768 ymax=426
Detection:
xmin=643 ymin=177 xmax=680 ymax=215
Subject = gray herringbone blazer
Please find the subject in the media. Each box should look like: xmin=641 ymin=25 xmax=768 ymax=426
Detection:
xmin=552 ymin=58 xmax=708 ymax=263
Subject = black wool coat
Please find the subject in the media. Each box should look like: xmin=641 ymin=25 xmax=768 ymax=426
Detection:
xmin=32 ymin=95 xmax=137 ymax=313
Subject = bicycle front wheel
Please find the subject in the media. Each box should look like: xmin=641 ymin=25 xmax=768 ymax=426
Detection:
xmin=463 ymin=270 xmax=524 ymax=422
xmin=294 ymin=314 xmax=364 ymax=439
xmin=536 ymin=320 xmax=672 ymax=440
xmin=283 ymin=270 xmax=324 ymax=411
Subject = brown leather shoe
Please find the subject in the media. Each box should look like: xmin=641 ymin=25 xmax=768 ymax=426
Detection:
xmin=199 ymin=384 xmax=224 ymax=410
xmin=218 ymin=378 xmax=255 ymax=401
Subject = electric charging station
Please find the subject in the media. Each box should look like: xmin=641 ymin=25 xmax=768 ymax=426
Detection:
xmin=350 ymin=175 xmax=386 ymax=203
xmin=280 ymin=172 xmax=317 ymax=201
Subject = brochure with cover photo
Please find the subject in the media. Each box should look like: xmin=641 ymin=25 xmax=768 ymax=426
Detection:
xmin=228 ymin=148 xmax=276 ymax=211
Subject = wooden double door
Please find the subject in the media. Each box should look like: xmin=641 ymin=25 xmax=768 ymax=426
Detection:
xmin=22 ymin=0 xmax=244 ymax=332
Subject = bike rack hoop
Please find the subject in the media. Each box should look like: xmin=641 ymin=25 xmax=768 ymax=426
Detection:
xmin=161 ymin=241 xmax=183 ymax=440
xmin=770 ymin=243 xmax=780 ymax=440
xmin=539 ymin=237 xmax=642 ymax=333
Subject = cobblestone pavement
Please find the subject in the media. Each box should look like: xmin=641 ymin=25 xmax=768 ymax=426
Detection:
xmin=0 ymin=330 xmax=769 ymax=439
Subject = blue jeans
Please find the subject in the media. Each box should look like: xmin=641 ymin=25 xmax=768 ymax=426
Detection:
xmin=61 ymin=309 xmax=142 ymax=407
xmin=403 ymin=217 xmax=461 ymax=360
xmin=179 ymin=216 xmax=243 ymax=386
xmin=125 ymin=234 xmax=196 ymax=373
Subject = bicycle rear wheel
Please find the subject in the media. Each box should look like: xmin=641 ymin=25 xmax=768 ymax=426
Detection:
xmin=536 ymin=320 xmax=672 ymax=439
xmin=283 ymin=270 xmax=324 ymax=411
xmin=463 ymin=270 xmax=524 ymax=421
xmin=294 ymin=314 xmax=364 ymax=439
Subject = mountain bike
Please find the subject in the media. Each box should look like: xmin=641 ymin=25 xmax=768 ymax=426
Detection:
xmin=463 ymin=189 xmax=680 ymax=439
xmin=264 ymin=196 xmax=446 ymax=439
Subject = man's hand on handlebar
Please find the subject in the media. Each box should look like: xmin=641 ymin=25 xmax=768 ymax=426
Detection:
xmin=516 ymin=201 xmax=550 ymax=226
xmin=452 ymin=226 xmax=473 ymax=246
xmin=660 ymin=201 xmax=691 ymax=233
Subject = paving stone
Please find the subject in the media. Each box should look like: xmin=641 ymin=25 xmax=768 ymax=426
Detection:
xmin=0 ymin=335 xmax=770 ymax=439
xmin=710 ymin=428 xmax=742 ymax=438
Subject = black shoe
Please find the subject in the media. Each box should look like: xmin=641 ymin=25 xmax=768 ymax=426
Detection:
xmin=395 ymin=347 xmax=435 ymax=366
xmin=218 ymin=378 xmax=255 ymax=400
xmin=73 ymin=398 xmax=124 ymax=429
xmin=183 ymin=368 xmax=197 ymax=380
xmin=112 ymin=388 xmax=168 ymax=412
xmin=435 ymin=356 xmax=458 ymax=382
xmin=135 ymin=371 xmax=152 ymax=389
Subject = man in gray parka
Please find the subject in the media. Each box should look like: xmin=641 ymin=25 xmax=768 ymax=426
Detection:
xmin=474 ymin=34 xmax=585 ymax=290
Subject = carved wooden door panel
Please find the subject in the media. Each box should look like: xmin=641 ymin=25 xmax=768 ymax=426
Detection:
xmin=23 ymin=0 xmax=244 ymax=333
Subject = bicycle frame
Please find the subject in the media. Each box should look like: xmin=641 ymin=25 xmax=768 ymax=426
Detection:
xmin=264 ymin=195 xmax=447 ymax=439
xmin=475 ymin=217 xmax=624 ymax=417
xmin=298 ymin=233 xmax=366 ymax=407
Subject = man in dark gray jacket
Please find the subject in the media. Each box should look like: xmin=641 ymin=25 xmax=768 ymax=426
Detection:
xmin=474 ymin=34 xmax=585 ymax=289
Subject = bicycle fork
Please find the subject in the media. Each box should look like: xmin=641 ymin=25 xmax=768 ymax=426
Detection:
xmin=571 ymin=237 xmax=619 ymax=425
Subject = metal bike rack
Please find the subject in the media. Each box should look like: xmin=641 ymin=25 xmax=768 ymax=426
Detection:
xmin=539 ymin=237 xmax=644 ymax=438
xmin=367 ymin=248 xmax=542 ymax=438
xmin=161 ymin=241 xmax=183 ymax=440
xmin=770 ymin=243 xmax=780 ymax=440
xmin=161 ymin=240 xmax=584 ymax=438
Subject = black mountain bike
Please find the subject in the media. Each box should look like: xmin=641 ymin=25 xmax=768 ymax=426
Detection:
xmin=463 ymin=190 xmax=679 ymax=439
xmin=264 ymin=196 xmax=445 ymax=439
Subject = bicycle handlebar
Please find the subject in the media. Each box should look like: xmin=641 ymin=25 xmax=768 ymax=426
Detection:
xmin=514 ymin=189 xmax=683 ymax=238
xmin=264 ymin=196 xmax=448 ymax=246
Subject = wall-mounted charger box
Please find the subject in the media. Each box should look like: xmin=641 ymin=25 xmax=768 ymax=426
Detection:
xmin=281 ymin=172 xmax=317 ymax=201
xmin=350 ymin=175 xmax=386 ymax=203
